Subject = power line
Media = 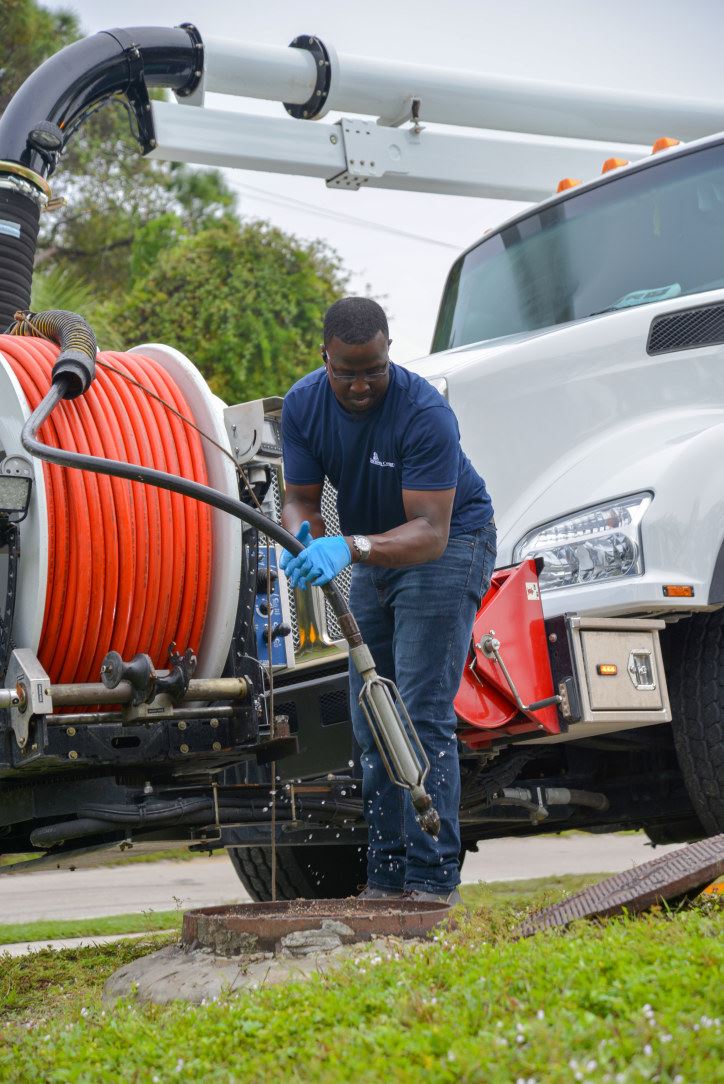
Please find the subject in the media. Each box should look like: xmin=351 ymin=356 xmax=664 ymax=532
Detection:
xmin=229 ymin=179 xmax=461 ymax=250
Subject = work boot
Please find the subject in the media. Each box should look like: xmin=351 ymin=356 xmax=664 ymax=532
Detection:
xmin=404 ymin=887 xmax=462 ymax=906
xmin=358 ymin=885 xmax=404 ymax=900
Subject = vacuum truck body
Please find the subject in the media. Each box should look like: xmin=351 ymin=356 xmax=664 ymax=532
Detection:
xmin=0 ymin=26 xmax=721 ymax=891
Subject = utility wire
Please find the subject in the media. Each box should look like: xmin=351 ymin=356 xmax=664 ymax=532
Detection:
xmin=230 ymin=180 xmax=462 ymax=250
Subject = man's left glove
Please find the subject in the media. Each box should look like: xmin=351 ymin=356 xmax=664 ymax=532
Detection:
xmin=282 ymin=536 xmax=352 ymax=589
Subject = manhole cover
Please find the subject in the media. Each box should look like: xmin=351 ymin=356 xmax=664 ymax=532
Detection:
xmin=183 ymin=898 xmax=451 ymax=952
xmin=518 ymin=833 xmax=724 ymax=937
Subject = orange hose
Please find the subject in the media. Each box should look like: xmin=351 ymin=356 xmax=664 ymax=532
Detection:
xmin=0 ymin=336 xmax=213 ymax=685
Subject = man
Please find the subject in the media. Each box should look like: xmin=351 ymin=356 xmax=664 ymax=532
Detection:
xmin=280 ymin=297 xmax=496 ymax=903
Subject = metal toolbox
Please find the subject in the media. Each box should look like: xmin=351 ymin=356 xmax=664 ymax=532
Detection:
xmin=568 ymin=616 xmax=672 ymax=725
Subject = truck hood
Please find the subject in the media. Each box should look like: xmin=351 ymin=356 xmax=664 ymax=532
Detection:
xmin=405 ymin=287 xmax=724 ymax=564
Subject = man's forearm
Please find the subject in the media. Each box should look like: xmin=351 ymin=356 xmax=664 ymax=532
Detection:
xmin=281 ymin=498 xmax=326 ymax=539
xmin=345 ymin=518 xmax=448 ymax=568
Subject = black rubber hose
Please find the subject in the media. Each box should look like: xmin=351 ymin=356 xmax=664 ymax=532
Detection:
xmin=30 ymin=806 xmax=295 ymax=847
xmin=0 ymin=189 xmax=40 ymax=332
xmin=21 ymin=377 xmax=357 ymax=634
xmin=11 ymin=309 xmax=97 ymax=398
xmin=0 ymin=25 xmax=201 ymax=177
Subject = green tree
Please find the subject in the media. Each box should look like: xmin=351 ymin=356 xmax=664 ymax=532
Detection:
xmin=30 ymin=266 xmax=123 ymax=350
xmin=112 ymin=219 xmax=348 ymax=402
xmin=2 ymin=0 xmax=237 ymax=298
xmin=1 ymin=0 xmax=78 ymax=112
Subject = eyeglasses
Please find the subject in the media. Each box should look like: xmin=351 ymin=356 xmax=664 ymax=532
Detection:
xmin=324 ymin=355 xmax=390 ymax=385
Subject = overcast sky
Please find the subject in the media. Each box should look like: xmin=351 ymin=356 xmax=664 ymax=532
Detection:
xmin=43 ymin=0 xmax=724 ymax=362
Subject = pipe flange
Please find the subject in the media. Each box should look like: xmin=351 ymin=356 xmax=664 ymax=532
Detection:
xmin=283 ymin=35 xmax=332 ymax=120
xmin=176 ymin=22 xmax=204 ymax=97
xmin=0 ymin=161 xmax=51 ymax=202
xmin=104 ymin=28 xmax=157 ymax=153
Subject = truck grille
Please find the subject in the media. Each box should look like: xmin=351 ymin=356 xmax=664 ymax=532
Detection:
xmin=268 ymin=471 xmax=350 ymax=650
xmin=648 ymin=301 xmax=724 ymax=355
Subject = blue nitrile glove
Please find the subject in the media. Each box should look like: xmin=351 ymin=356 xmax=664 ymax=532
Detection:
xmin=283 ymin=536 xmax=352 ymax=590
xmin=279 ymin=520 xmax=314 ymax=572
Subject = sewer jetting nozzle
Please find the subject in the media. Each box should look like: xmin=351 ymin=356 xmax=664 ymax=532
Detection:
xmin=349 ymin=640 xmax=440 ymax=836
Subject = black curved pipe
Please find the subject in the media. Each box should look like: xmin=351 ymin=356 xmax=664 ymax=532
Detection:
xmin=0 ymin=25 xmax=201 ymax=177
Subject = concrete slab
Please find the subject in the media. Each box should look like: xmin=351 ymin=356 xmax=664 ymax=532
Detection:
xmin=103 ymin=934 xmax=416 ymax=1005
xmin=0 ymin=856 xmax=246 ymax=923
xmin=0 ymin=931 xmax=153 ymax=957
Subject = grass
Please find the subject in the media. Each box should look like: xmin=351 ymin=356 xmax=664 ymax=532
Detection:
xmin=0 ymin=910 xmax=183 ymax=946
xmin=0 ymin=846 xmax=218 ymax=870
xmin=0 ymin=877 xmax=602 ymax=947
xmin=0 ymin=878 xmax=720 ymax=1083
xmin=461 ymin=872 xmax=606 ymax=910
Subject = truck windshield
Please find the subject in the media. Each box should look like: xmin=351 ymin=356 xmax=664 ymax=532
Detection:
xmin=432 ymin=141 xmax=724 ymax=352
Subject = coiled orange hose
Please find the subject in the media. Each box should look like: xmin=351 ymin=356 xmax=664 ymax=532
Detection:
xmin=0 ymin=336 xmax=213 ymax=684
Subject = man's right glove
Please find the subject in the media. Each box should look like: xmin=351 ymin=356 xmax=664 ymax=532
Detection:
xmin=282 ymin=535 xmax=352 ymax=589
xmin=279 ymin=520 xmax=314 ymax=572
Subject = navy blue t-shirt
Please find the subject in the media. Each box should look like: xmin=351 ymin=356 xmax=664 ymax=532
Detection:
xmin=281 ymin=363 xmax=493 ymax=537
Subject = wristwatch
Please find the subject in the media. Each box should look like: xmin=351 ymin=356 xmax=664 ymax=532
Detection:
xmin=351 ymin=534 xmax=372 ymax=561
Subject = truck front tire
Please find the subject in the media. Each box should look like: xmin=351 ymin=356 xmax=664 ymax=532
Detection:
xmin=665 ymin=610 xmax=724 ymax=835
xmin=228 ymin=843 xmax=368 ymax=901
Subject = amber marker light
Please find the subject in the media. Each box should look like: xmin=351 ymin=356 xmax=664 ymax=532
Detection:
xmin=557 ymin=177 xmax=582 ymax=193
xmin=652 ymin=137 xmax=681 ymax=154
xmin=602 ymin=157 xmax=630 ymax=173
xmin=663 ymin=585 xmax=695 ymax=597
xmin=597 ymin=663 xmax=618 ymax=676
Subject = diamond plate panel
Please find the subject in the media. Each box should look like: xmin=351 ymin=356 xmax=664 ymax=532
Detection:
xmin=517 ymin=833 xmax=724 ymax=936
xmin=321 ymin=479 xmax=352 ymax=642
xmin=268 ymin=471 xmax=351 ymax=648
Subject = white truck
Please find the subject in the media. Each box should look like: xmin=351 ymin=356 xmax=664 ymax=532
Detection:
xmin=0 ymin=25 xmax=721 ymax=896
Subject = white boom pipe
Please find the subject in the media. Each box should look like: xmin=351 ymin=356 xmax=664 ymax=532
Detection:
xmin=203 ymin=35 xmax=724 ymax=145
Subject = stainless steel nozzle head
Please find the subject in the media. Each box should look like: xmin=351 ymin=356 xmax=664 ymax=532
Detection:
xmin=416 ymin=804 xmax=441 ymax=836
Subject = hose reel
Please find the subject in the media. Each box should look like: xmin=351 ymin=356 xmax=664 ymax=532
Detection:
xmin=0 ymin=311 xmax=440 ymax=833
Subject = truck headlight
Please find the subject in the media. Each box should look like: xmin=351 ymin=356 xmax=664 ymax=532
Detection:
xmin=513 ymin=493 xmax=652 ymax=591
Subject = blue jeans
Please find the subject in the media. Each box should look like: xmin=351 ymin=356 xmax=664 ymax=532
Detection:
xmin=349 ymin=523 xmax=497 ymax=893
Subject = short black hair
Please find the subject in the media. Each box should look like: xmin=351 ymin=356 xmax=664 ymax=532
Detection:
xmin=323 ymin=297 xmax=389 ymax=345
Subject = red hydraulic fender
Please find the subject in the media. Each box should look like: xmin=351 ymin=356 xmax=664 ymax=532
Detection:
xmin=455 ymin=558 xmax=561 ymax=749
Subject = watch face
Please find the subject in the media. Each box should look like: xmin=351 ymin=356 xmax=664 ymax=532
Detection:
xmin=354 ymin=535 xmax=371 ymax=559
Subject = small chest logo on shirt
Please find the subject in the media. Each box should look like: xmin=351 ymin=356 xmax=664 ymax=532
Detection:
xmin=370 ymin=450 xmax=395 ymax=469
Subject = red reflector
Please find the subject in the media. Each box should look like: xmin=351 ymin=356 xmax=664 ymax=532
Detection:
xmin=597 ymin=664 xmax=618 ymax=676
xmin=663 ymin=585 xmax=695 ymax=598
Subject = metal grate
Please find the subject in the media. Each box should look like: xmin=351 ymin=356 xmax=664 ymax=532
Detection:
xmin=267 ymin=470 xmax=351 ymax=649
xmin=268 ymin=472 xmax=301 ymax=651
xmin=648 ymin=301 xmax=724 ymax=355
xmin=273 ymin=700 xmax=299 ymax=733
xmin=320 ymin=479 xmax=352 ymax=641
xmin=320 ymin=687 xmax=351 ymax=727
xmin=517 ymin=833 xmax=724 ymax=936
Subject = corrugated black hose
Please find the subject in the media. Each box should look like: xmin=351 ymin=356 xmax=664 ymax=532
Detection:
xmin=0 ymin=190 xmax=40 ymax=333
xmin=10 ymin=308 xmax=97 ymax=398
